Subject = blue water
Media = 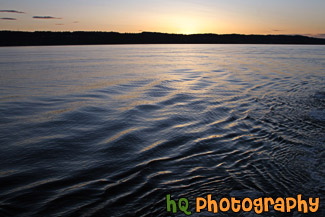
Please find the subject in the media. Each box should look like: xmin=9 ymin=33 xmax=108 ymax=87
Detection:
xmin=0 ymin=44 xmax=324 ymax=217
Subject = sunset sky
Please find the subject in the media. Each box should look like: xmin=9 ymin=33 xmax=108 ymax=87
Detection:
xmin=1 ymin=0 xmax=325 ymax=37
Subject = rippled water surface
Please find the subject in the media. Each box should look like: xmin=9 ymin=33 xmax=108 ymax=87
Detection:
xmin=0 ymin=45 xmax=324 ymax=217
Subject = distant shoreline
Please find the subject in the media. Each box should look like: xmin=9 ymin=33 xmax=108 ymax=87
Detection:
xmin=1 ymin=31 xmax=325 ymax=46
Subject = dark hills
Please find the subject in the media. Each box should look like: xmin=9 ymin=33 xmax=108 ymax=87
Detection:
xmin=1 ymin=31 xmax=325 ymax=46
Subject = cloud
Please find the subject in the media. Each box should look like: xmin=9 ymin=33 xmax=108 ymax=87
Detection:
xmin=73 ymin=21 xmax=79 ymax=23
xmin=55 ymin=23 xmax=64 ymax=25
xmin=0 ymin=10 xmax=25 ymax=14
xmin=0 ymin=17 xmax=17 ymax=20
xmin=272 ymin=29 xmax=283 ymax=32
xmin=33 ymin=16 xmax=61 ymax=19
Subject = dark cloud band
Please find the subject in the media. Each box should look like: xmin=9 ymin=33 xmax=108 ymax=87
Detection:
xmin=33 ymin=16 xmax=61 ymax=19
xmin=0 ymin=17 xmax=17 ymax=20
xmin=0 ymin=10 xmax=25 ymax=14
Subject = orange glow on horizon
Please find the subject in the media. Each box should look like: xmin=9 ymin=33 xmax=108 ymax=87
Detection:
xmin=0 ymin=0 xmax=324 ymax=38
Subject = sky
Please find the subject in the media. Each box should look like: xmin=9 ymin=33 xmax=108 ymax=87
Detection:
xmin=1 ymin=0 xmax=325 ymax=37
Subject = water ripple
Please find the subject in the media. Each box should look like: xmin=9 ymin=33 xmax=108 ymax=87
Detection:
xmin=0 ymin=45 xmax=324 ymax=216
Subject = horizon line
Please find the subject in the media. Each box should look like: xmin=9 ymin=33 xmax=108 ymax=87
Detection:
xmin=1 ymin=30 xmax=324 ymax=39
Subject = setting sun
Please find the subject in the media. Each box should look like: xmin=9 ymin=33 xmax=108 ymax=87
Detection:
xmin=174 ymin=17 xmax=200 ymax=35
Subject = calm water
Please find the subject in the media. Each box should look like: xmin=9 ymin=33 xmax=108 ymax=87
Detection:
xmin=0 ymin=45 xmax=324 ymax=217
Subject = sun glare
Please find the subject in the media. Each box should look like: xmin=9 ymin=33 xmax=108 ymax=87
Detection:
xmin=172 ymin=16 xmax=200 ymax=35
xmin=180 ymin=22 xmax=199 ymax=35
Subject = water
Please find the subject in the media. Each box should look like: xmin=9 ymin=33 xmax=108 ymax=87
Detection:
xmin=0 ymin=44 xmax=324 ymax=217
